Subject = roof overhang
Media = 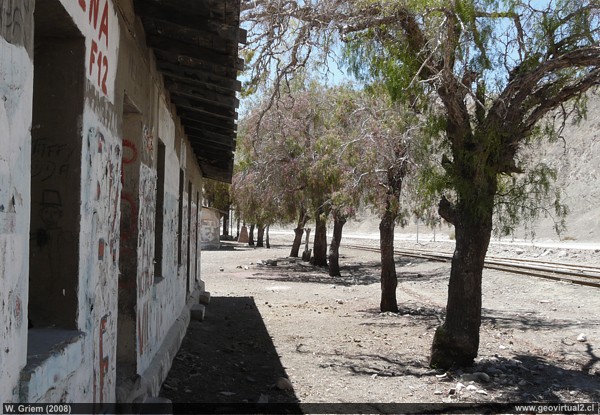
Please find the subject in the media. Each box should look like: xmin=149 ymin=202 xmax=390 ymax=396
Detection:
xmin=134 ymin=0 xmax=245 ymax=183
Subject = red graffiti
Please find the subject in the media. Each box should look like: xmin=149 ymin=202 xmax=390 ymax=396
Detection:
xmin=96 ymin=315 xmax=109 ymax=403
xmin=80 ymin=0 xmax=111 ymax=95
xmin=122 ymin=139 xmax=137 ymax=164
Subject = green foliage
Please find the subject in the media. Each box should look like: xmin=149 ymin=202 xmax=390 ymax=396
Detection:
xmin=203 ymin=179 xmax=231 ymax=212
xmin=343 ymin=0 xmax=599 ymax=236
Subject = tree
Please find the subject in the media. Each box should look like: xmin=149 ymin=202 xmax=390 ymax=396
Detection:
xmin=346 ymin=0 xmax=600 ymax=368
xmin=345 ymin=89 xmax=418 ymax=311
xmin=203 ymin=179 xmax=232 ymax=236
xmin=241 ymin=0 xmax=600 ymax=368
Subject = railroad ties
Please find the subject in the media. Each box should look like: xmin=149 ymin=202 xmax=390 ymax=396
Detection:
xmin=344 ymin=244 xmax=600 ymax=289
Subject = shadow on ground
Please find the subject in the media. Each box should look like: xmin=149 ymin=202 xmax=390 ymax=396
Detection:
xmin=160 ymin=297 xmax=299 ymax=404
xmin=248 ymin=256 xmax=448 ymax=287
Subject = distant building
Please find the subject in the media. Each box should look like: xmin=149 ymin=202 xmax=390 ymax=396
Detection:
xmin=200 ymin=207 xmax=223 ymax=250
xmin=0 ymin=0 xmax=243 ymax=404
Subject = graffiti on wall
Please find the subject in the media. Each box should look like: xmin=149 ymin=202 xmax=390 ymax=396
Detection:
xmin=78 ymin=0 xmax=111 ymax=96
xmin=201 ymin=218 xmax=219 ymax=243
xmin=137 ymin=164 xmax=156 ymax=296
xmin=119 ymin=139 xmax=138 ymax=259
xmin=0 ymin=0 xmax=34 ymax=49
xmin=32 ymin=138 xmax=76 ymax=182
xmin=93 ymin=314 xmax=110 ymax=403
xmin=143 ymin=125 xmax=154 ymax=157
xmin=88 ymin=126 xmax=120 ymax=266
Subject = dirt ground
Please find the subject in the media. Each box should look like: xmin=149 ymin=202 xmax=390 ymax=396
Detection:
xmin=159 ymin=232 xmax=600 ymax=412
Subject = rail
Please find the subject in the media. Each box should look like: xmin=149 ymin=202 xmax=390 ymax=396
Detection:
xmin=344 ymin=244 xmax=600 ymax=289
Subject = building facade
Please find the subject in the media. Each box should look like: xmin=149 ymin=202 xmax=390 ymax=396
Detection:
xmin=0 ymin=0 xmax=241 ymax=403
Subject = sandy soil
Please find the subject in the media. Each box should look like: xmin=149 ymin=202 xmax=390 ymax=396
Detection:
xmin=160 ymin=232 xmax=600 ymax=411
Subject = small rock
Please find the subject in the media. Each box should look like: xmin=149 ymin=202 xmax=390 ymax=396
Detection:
xmin=569 ymin=390 xmax=578 ymax=396
xmin=220 ymin=391 xmax=236 ymax=396
xmin=219 ymin=267 xmax=224 ymax=272
xmin=499 ymin=345 xmax=507 ymax=350
xmin=515 ymin=248 xmax=525 ymax=255
xmin=236 ymin=265 xmax=243 ymax=269
xmin=466 ymin=385 xmax=478 ymax=391
xmin=557 ymin=250 xmax=568 ymax=258
xmin=257 ymin=394 xmax=269 ymax=403
xmin=244 ymin=266 xmax=249 ymax=270
xmin=456 ymin=382 xmax=466 ymax=392
xmin=476 ymin=389 xmax=488 ymax=395
xmin=371 ymin=374 xmax=378 ymax=379
xmin=518 ymin=380 xmax=527 ymax=386
xmin=336 ymin=299 xmax=344 ymax=304
xmin=185 ymin=389 xmax=192 ymax=393
xmin=434 ymin=390 xmax=443 ymax=395
xmin=276 ymin=377 xmax=293 ymax=390
xmin=577 ymin=333 xmax=587 ymax=342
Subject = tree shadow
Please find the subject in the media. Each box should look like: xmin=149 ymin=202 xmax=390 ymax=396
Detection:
xmin=160 ymin=297 xmax=300 ymax=405
xmin=481 ymin=308 xmax=600 ymax=332
xmin=248 ymin=257 xmax=449 ymax=287
xmin=461 ymin=353 xmax=600 ymax=402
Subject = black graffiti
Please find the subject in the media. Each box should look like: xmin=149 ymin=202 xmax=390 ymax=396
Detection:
xmin=0 ymin=0 xmax=34 ymax=50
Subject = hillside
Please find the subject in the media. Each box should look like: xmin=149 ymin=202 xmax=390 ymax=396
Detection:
xmin=528 ymin=92 xmax=600 ymax=242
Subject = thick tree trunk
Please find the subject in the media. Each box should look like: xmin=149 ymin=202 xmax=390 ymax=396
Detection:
xmin=430 ymin=194 xmax=495 ymax=369
xmin=328 ymin=214 xmax=347 ymax=277
xmin=248 ymin=224 xmax=255 ymax=246
xmin=290 ymin=208 xmax=308 ymax=257
xmin=235 ymin=216 xmax=241 ymax=240
xmin=311 ymin=209 xmax=328 ymax=267
xmin=256 ymin=225 xmax=265 ymax=247
xmin=379 ymin=208 xmax=398 ymax=312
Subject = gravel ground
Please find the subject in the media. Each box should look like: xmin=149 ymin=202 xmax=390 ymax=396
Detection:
xmin=160 ymin=231 xmax=600 ymax=411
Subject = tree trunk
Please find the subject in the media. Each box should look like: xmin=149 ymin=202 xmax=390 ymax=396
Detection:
xmin=430 ymin=192 xmax=495 ymax=369
xmin=222 ymin=207 xmax=229 ymax=236
xmin=379 ymin=208 xmax=398 ymax=312
xmin=302 ymin=228 xmax=312 ymax=261
xmin=328 ymin=213 xmax=346 ymax=277
xmin=256 ymin=225 xmax=265 ymax=247
xmin=248 ymin=224 xmax=255 ymax=246
xmin=311 ymin=208 xmax=328 ymax=267
xmin=236 ymin=216 xmax=241 ymax=240
xmin=290 ymin=207 xmax=308 ymax=257
xmin=266 ymin=224 xmax=270 ymax=249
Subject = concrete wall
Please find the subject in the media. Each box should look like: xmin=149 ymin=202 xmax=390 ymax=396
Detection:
xmin=0 ymin=0 xmax=209 ymax=403
xmin=200 ymin=208 xmax=222 ymax=250
xmin=0 ymin=0 xmax=35 ymax=401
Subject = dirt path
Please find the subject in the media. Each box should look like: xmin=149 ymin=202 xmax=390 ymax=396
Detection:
xmin=160 ymin=235 xmax=600 ymax=411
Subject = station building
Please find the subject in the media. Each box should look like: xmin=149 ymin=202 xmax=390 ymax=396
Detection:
xmin=0 ymin=0 xmax=242 ymax=403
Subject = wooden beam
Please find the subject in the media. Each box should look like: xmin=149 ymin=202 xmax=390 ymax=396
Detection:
xmin=134 ymin=0 xmax=238 ymax=23
xmin=177 ymin=109 xmax=237 ymax=131
xmin=171 ymin=95 xmax=238 ymax=120
xmin=145 ymin=34 xmax=243 ymax=71
xmin=165 ymin=79 xmax=239 ymax=108
xmin=180 ymin=116 xmax=236 ymax=137
xmin=158 ymin=59 xmax=241 ymax=92
xmin=186 ymin=127 xmax=236 ymax=148
xmin=142 ymin=16 xmax=230 ymax=54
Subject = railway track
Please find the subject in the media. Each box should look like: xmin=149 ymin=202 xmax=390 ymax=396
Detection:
xmin=344 ymin=244 xmax=600 ymax=289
